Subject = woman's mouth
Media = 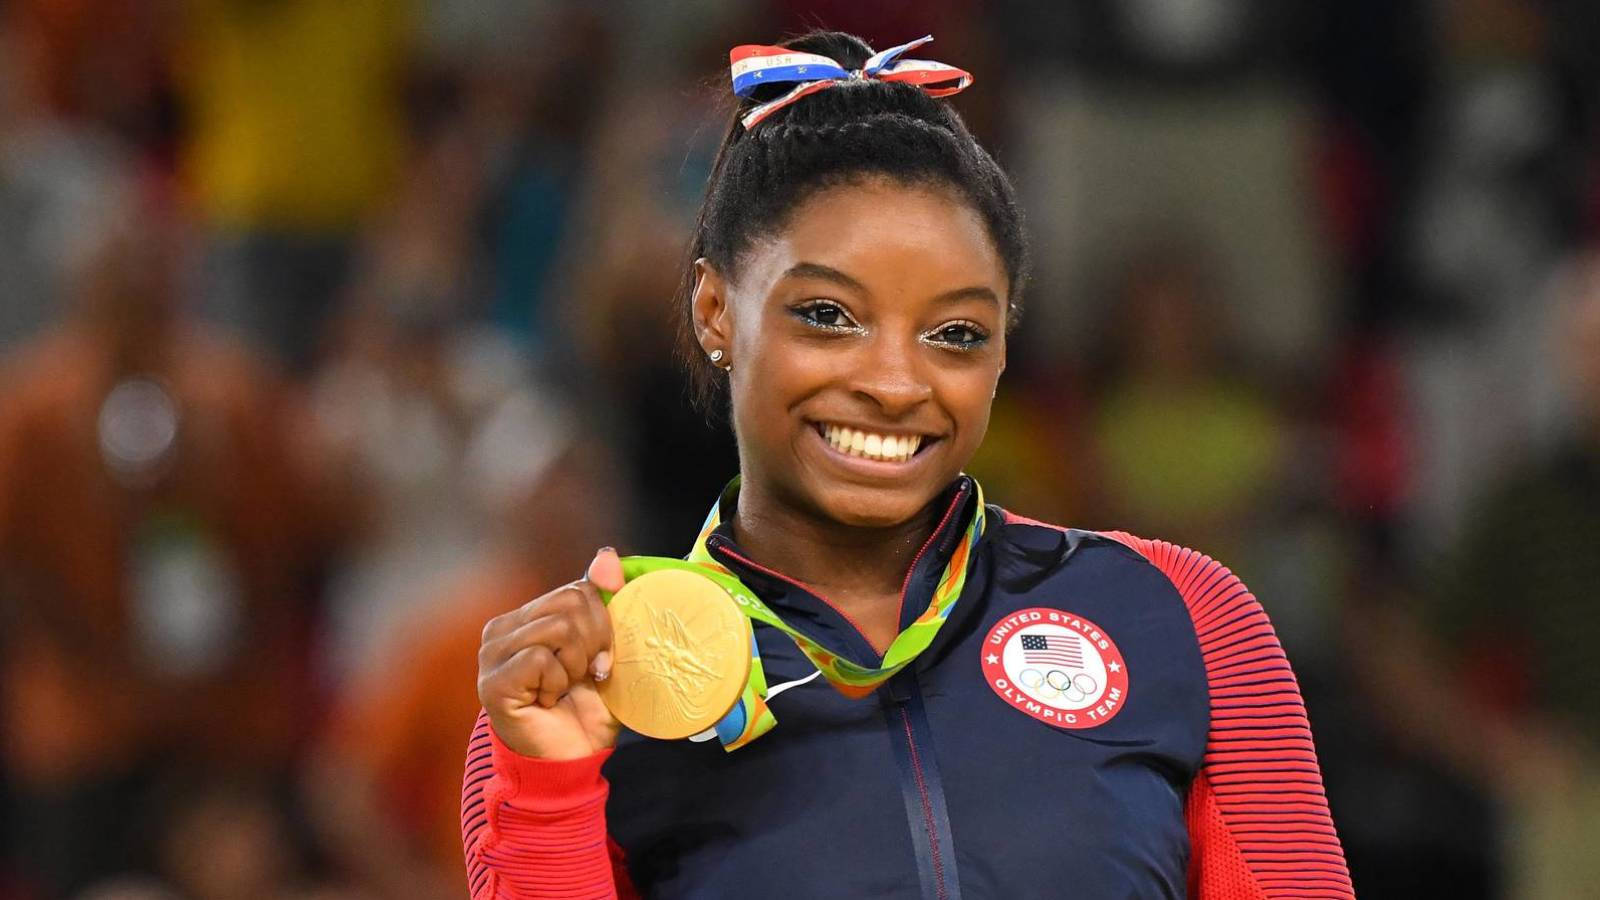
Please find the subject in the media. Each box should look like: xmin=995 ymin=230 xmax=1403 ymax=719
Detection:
xmin=814 ymin=422 xmax=935 ymax=464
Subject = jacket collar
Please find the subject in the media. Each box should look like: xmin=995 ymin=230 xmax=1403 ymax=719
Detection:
xmin=694 ymin=475 xmax=987 ymax=667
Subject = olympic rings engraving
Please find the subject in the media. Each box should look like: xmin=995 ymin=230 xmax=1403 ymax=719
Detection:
xmin=1016 ymin=667 xmax=1099 ymax=701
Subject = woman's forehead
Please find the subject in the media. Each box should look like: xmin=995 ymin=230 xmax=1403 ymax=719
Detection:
xmin=740 ymin=179 xmax=1007 ymax=300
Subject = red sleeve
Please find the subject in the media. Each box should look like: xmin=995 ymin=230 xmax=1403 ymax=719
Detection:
xmin=461 ymin=710 xmax=639 ymax=899
xmin=1101 ymin=533 xmax=1355 ymax=900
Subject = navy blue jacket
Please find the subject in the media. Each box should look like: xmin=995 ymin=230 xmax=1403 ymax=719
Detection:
xmin=463 ymin=478 xmax=1353 ymax=898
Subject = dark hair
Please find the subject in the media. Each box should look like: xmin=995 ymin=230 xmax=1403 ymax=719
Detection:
xmin=675 ymin=30 xmax=1029 ymax=415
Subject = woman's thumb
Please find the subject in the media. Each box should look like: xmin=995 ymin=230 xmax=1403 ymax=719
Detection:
xmin=586 ymin=546 xmax=625 ymax=593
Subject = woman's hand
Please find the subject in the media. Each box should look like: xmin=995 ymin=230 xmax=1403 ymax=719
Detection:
xmin=478 ymin=548 xmax=624 ymax=760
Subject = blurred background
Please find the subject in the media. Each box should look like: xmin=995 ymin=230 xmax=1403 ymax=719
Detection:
xmin=0 ymin=0 xmax=1597 ymax=897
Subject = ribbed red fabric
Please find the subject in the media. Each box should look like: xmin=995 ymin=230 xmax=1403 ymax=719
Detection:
xmin=1100 ymin=532 xmax=1355 ymax=899
xmin=460 ymin=710 xmax=636 ymax=899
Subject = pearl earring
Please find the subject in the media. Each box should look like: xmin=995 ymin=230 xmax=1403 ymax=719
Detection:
xmin=709 ymin=349 xmax=724 ymax=365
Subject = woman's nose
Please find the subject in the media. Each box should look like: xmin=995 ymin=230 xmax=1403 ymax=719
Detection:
xmin=849 ymin=335 xmax=934 ymax=416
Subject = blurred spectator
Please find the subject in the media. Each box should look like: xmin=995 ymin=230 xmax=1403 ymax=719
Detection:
xmin=1085 ymin=239 xmax=1288 ymax=566
xmin=76 ymin=777 xmax=365 ymax=900
xmin=0 ymin=0 xmax=173 ymax=144
xmin=467 ymin=5 xmax=615 ymax=350
xmin=559 ymin=68 xmax=740 ymax=551
xmin=1400 ymin=0 xmax=1600 ymax=544
xmin=997 ymin=0 xmax=1335 ymax=375
xmin=0 ymin=161 xmax=322 ymax=897
xmin=304 ymin=132 xmax=570 ymax=683
xmin=0 ymin=122 xmax=131 ymax=349
xmin=306 ymin=442 xmax=622 ymax=899
xmin=1345 ymin=246 xmax=1600 ymax=898
xmin=155 ymin=779 xmax=346 ymax=900
xmin=179 ymin=0 xmax=412 ymax=375
xmin=1413 ymin=247 xmax=1600 ymax=898
xmin=0 ymin=12 xmax=153 ymax=349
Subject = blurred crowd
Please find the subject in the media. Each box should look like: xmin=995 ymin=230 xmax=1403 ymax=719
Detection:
xmin=0 ymin=1 xmax=1597 ymax=898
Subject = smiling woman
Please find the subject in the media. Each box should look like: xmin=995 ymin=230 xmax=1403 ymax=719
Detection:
xmin=694 ymin=180 xmax=1007 ymax=542
xmin=464 ymin=30 xmax=1352 ymax=900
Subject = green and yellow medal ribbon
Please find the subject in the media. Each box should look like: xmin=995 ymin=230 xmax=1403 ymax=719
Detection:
xmin=606 ymin=476 xmax=986 ymax=751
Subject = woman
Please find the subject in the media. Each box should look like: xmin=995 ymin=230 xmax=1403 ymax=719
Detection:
xmin=464 ymin=31 xmax=1352 ymax=899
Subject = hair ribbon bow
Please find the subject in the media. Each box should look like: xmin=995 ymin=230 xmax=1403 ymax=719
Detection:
xmin=729 ymin=35 xmax=973 ymax=130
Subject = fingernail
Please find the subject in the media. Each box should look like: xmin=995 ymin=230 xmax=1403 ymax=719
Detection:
xmin=598 ymin=546 xmax=615 ymax=555
xmin=592 ymin=650 xmax=612 ymax=681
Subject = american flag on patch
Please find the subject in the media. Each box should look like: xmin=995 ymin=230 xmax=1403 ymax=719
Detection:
xmin=1021 ymin=633 xmax=1082 ymax=668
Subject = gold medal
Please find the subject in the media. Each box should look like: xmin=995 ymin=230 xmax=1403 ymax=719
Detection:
xmin=597 ymin=568 xmax=752 ymax=740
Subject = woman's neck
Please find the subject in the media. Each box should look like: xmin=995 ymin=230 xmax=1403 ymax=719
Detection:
xmin=728 ymin=479 xmax=943 ymax=602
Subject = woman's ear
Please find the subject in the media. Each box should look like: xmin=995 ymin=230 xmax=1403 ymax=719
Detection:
xmin=691 ymin=258 xmax=733 ymax=355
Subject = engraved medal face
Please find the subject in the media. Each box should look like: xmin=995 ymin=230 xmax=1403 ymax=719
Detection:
xmin=598 ymin=568 xmax=752 ymax=740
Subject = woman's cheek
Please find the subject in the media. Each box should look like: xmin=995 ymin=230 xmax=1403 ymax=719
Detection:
xmin=947 ymin=375 xmax=998 ymax=457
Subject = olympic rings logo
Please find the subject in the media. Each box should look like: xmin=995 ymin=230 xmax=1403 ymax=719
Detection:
xmin=981 ymin=609 xmax=1130 ymax=730
xmin=1017 ymin=668 xmax=1099 ymax=703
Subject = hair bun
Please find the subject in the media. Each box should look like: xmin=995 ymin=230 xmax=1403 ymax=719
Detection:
xmin=675 ymin=29 xmax=1028 ymax=416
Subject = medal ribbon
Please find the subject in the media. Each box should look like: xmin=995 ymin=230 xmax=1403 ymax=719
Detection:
xmin=611 ymin=476 xmax=986 ymax=750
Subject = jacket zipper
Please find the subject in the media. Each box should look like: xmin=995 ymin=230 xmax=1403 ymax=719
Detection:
xmin=883 ymin=667 xmax=962 ymax=900
xmin=706 ymin=482 xmax=973 ymax=897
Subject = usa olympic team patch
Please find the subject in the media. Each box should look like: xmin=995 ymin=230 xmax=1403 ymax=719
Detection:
xmin=980 ymin=607 xmax=1129 ymax=730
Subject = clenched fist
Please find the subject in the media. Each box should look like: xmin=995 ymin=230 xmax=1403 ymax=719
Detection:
xmin=478 ymin=547 xmax=625 ymax=760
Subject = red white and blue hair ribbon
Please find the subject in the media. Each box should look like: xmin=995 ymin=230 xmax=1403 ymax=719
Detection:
xmin=729 ymin=35 xmax=973 ymax=130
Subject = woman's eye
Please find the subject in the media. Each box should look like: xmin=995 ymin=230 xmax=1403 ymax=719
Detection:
xmin=792 ymin=301 xmax=857 ymax=330
xmin=926 ymin=321 xmax=990 ymax=348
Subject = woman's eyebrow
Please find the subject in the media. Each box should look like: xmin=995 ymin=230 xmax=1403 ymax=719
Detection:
xmin=781 ymin=262 xmax=999 ymax=308
xmin=780 ymin=261 xmax=867 ymax=293
xmin=932 ymin=286 xmax=1000 ymax=307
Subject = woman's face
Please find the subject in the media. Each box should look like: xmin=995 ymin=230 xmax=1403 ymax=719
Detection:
xmin=694 ymin=178 xmax=1008 ymax=528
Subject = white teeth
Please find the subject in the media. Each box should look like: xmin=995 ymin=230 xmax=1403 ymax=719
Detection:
xmin=820 ymin=424 xmax=925 ymax=463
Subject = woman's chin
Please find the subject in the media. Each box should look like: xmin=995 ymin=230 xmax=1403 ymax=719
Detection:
xmin=808 ymin=480 xmax=940 ymax=530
